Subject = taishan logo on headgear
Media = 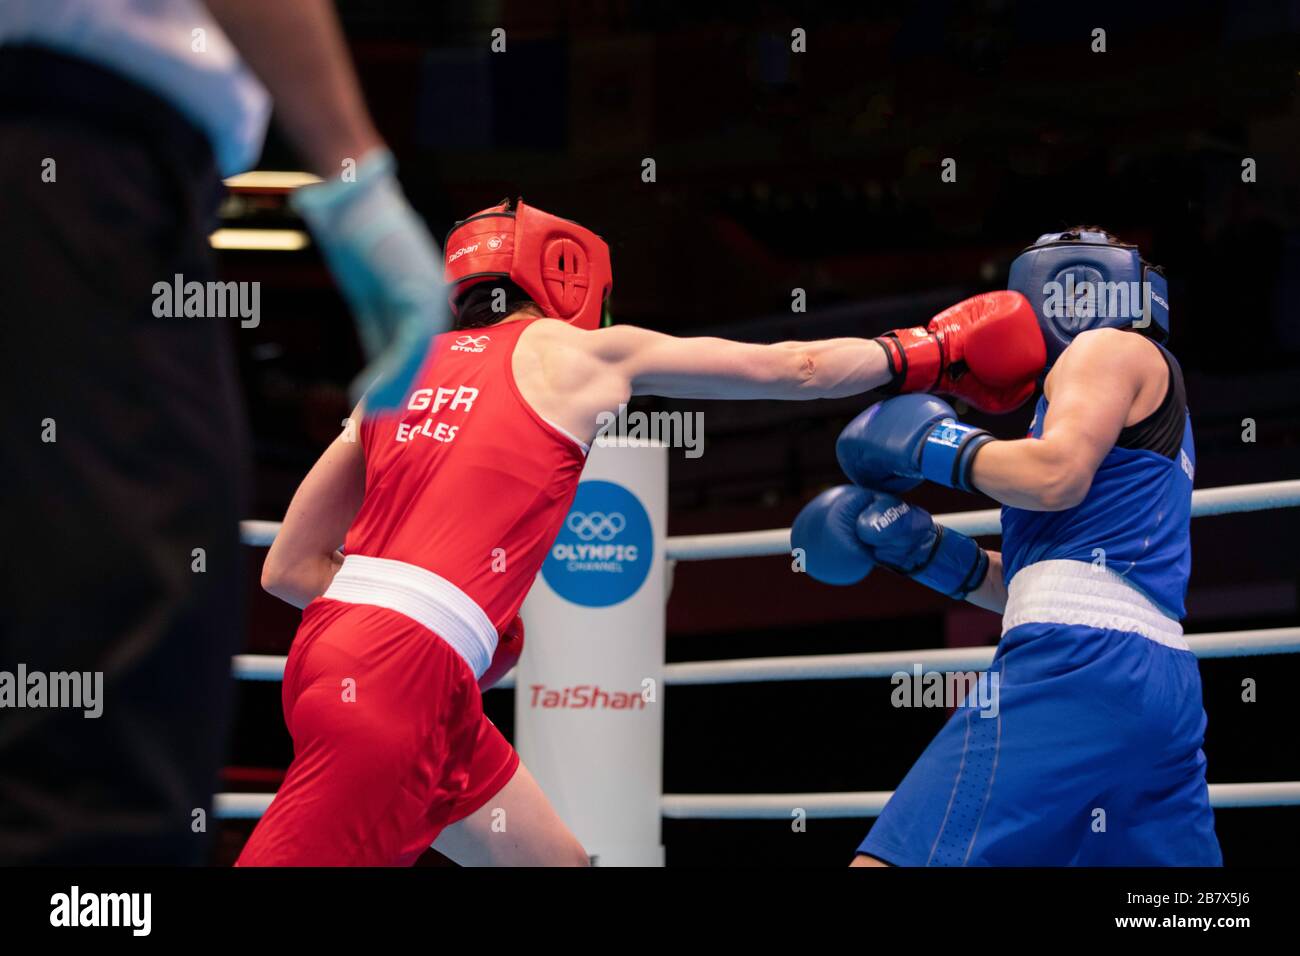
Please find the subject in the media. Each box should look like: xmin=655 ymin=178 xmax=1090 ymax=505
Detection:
xmin=451 ymin=334 xmax=490 ymax=353
xmin=446 ymin=242 xmax=479 ymax=265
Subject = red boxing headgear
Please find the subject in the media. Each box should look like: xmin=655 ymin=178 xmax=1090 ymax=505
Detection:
xmin=444 ymin=198 xmax=612 ymax=331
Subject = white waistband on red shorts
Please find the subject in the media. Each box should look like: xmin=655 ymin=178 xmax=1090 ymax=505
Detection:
xmin=1002 ymin=558 xmax=1187 ymax=650
xmin=322 ymin=554 xmax=496 ymax=678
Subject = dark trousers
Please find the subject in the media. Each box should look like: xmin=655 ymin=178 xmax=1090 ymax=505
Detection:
xmin=0 ymin=47 xmax=248 ymax=863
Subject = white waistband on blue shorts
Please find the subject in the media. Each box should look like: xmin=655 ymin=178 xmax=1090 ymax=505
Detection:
xmin=322 ymin=554 xmax=497 ymax=678
xmin=1002 ymin=558 xmax=1188 ymax=651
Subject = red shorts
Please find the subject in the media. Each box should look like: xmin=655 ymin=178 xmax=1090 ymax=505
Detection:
xmin=237 ymin=599 xmax=520 ymax=866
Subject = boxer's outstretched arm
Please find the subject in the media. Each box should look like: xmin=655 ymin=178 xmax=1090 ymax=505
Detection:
xmin=515 ymin=323 xmax=893 ymax=445
xmin=261 ymin=406 xmax=367 ymax=608
xmin=204 ymin=0 xmax=384 ymax=175
xmin=598 ymin=326 xmax=891 ymax=400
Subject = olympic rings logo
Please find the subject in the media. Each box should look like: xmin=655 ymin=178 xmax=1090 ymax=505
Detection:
xmin=566 ymin=511 xmax=626 ymax=541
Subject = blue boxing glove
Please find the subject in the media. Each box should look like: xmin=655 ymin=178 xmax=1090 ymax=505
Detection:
xmin=836 ymin=394 xmax=994 ymax=493
xmin=791 ymin=485 xmax=878 ymax=585
xmin=291 ymin=149 xmax=451 ymax=410
xmin=856 ymin=492 xmax=989 ymax=600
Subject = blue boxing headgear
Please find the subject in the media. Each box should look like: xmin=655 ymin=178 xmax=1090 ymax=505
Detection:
xmin=1007 ymin=230 xmax=1169 ymax=366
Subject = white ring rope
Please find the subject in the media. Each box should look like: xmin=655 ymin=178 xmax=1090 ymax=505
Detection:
xmin=658 ymin=781 xmax=1300 ymax=819
xmin=240 ymin=519 xmax=281 ymax=548
xmin=214 ymin=780 xmax=1300 ymax=821
xmin=661 ymin=627 xmax=1300 ymax=685
xmin=662 ymin=479 xmax=1300 ymax=560
xmin=233 ymin=626 xmax=1300 ymax=684
xmin=237 ymin=479 xmax=1300 ymax=556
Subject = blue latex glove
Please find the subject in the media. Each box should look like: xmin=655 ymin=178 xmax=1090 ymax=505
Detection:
xmin=291 ymin=149 xmax=450 ymax=410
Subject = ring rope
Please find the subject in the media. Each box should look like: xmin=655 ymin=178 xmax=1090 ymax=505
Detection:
xmin=658 ymin=781 xmax=1300 ymax=819
xmin=232 ymin=626 xmax=1300 ymax=684
xmin=662 ymin=479 xmax=1300 ymax=561
xmin=214 ymin=780 xmax=1300 ymax=821
xmin=237 ymin=479 xmax=1300 ymax=557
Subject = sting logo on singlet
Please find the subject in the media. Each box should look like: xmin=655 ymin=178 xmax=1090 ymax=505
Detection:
xmin=451 ymin=335 xmax=490 ymax=353
xmin=543 ymin=480 xmax=653 ymax=607
xmin=395 ymin=385 xmax=480 ymax=444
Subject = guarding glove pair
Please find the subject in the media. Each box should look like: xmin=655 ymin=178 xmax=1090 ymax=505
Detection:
xmin=792 ymin=394 xmax=993 ymax=597
xmin=793 ymin=399 xmax=992 ymax=596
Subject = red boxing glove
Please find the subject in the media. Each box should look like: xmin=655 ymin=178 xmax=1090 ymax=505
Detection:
xmin=479 ymin=615 xmax=524 ymax=691
xmin=874 ymin=291 xmax=1046 ymax=414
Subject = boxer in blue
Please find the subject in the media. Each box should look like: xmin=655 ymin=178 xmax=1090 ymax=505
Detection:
xmin=794 ymin=229 xmax=1222 ymax=865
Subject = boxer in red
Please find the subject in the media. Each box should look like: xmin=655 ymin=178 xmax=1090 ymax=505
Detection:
xmin=237 ymin=199 xmax=1046 ymax=866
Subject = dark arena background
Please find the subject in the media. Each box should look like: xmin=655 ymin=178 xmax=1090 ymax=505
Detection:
xmin=207 ymin=0 xmax=1300 ymax=867
xmin=5 ymin=0 xmax=1298 ymax=894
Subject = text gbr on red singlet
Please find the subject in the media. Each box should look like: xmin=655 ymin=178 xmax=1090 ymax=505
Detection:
xmin=395 ymin=385 xmax=480 ymax=443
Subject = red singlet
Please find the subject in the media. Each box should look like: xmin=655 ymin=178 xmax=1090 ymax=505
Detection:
xmin=339 ymin=318 xmax=588 ymax=673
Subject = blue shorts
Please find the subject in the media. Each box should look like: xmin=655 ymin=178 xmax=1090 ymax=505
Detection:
xmin=859 ymin=622 xmax=1222 ymax=866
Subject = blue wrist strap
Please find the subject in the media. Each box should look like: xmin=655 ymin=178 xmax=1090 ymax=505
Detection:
xmin=907 ymin=526 xmax=989 ymax=599
xmin=920 ymin=419 xmax=993 ymax=491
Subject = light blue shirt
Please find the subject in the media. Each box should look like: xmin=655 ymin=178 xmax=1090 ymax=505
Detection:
xmin=0 ymin=0 xmax=270 ymax=175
